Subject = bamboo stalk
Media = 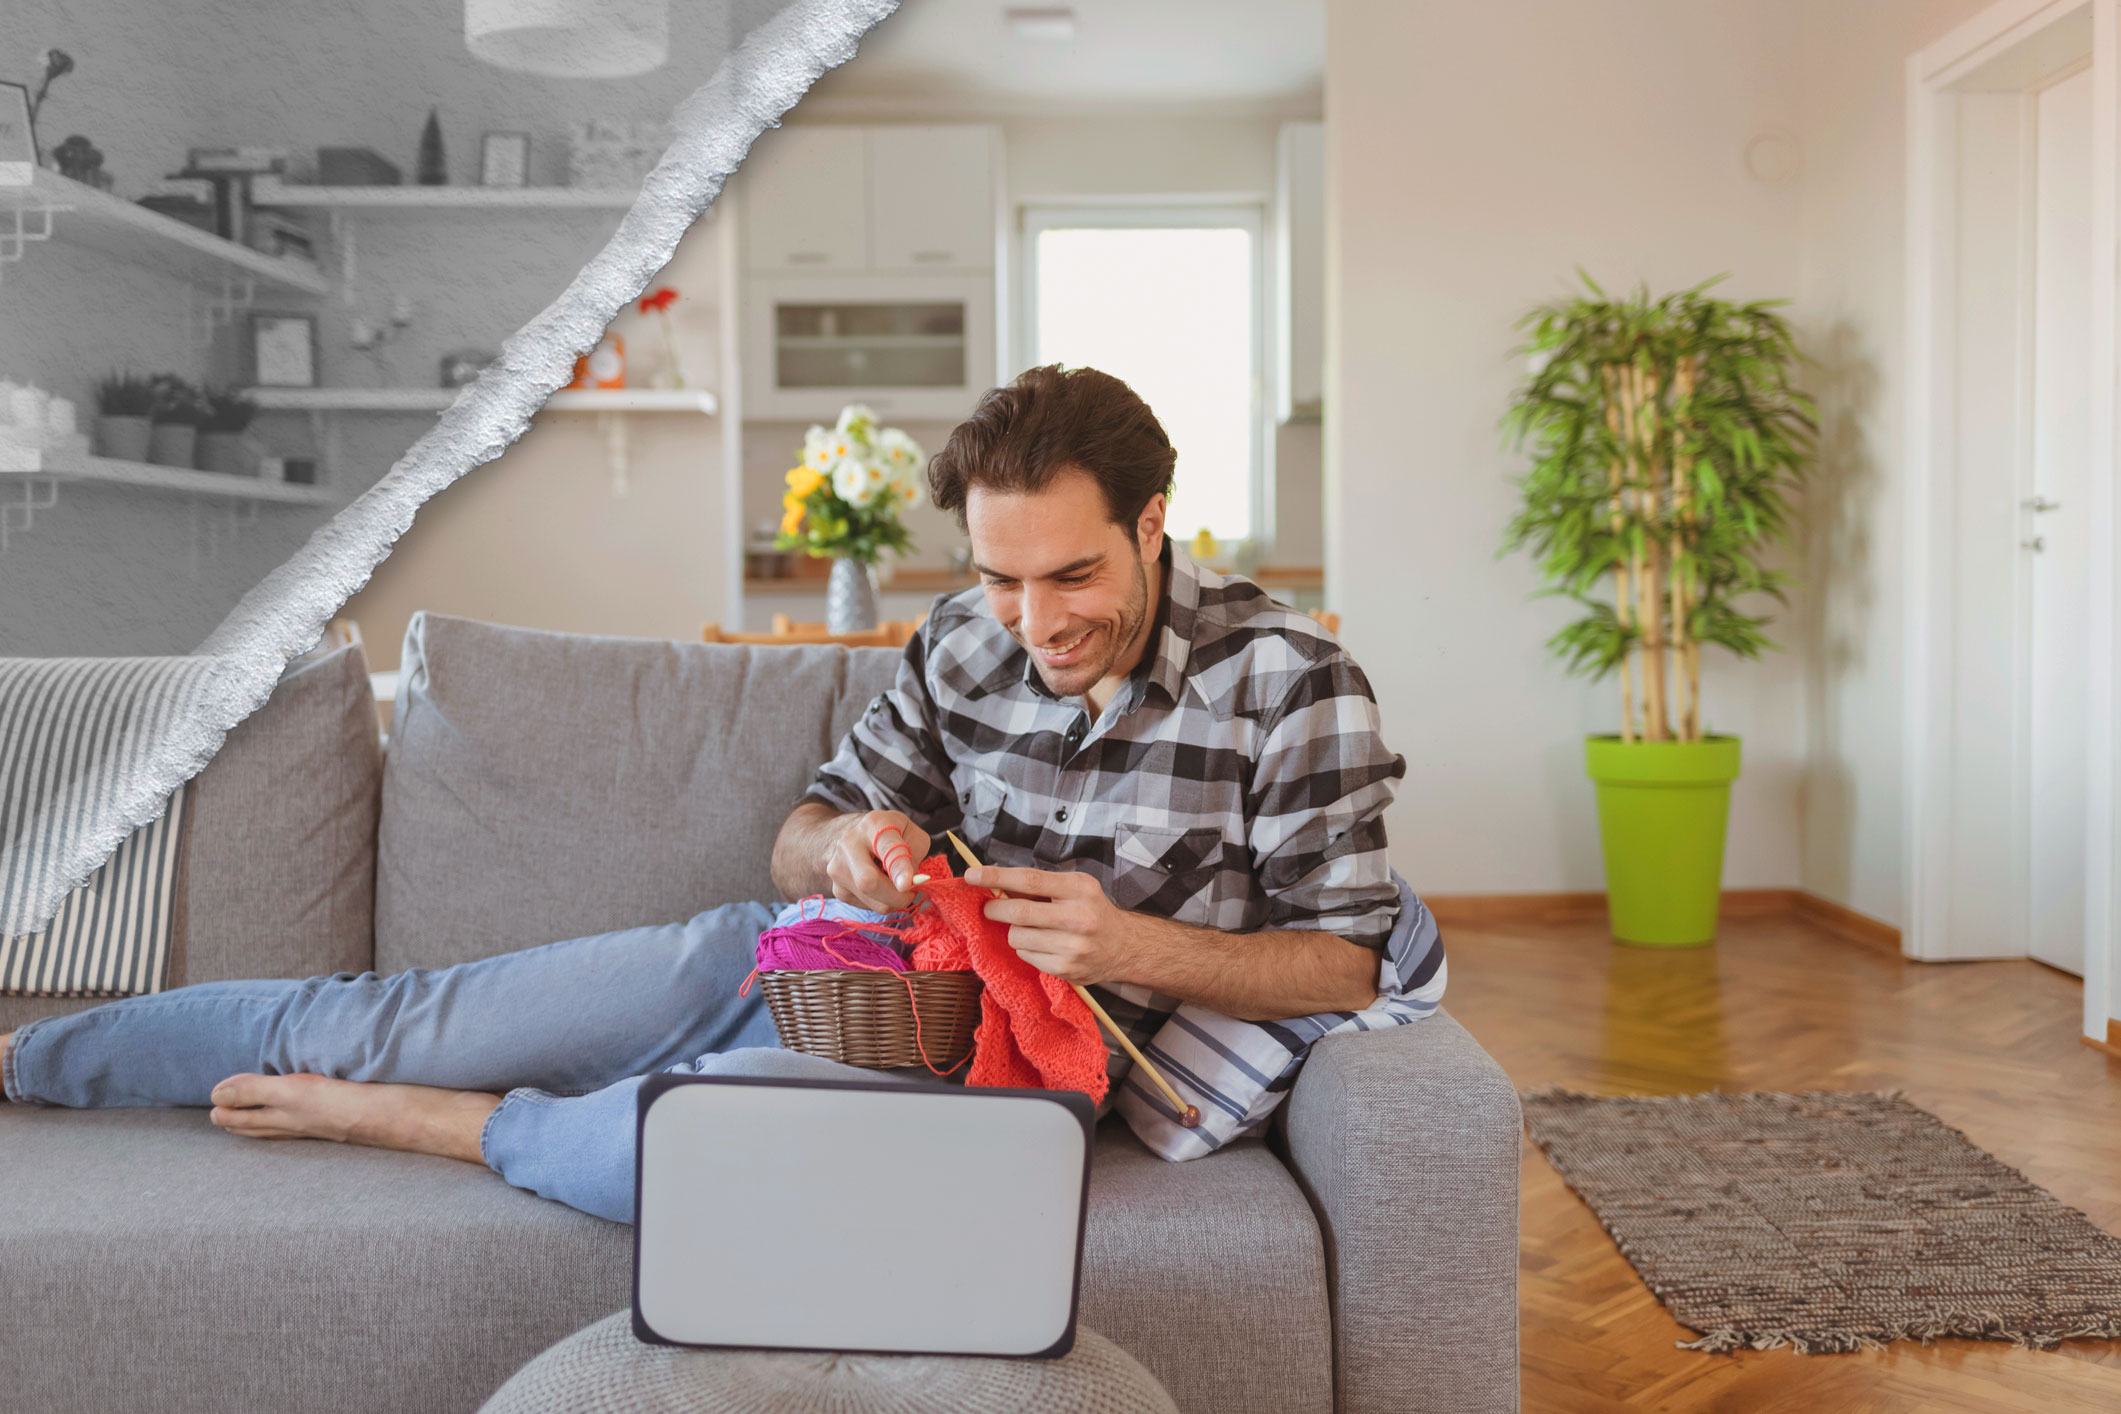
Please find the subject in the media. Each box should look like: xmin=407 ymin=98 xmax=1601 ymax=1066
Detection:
xmin=1603 ymin=365 xmax=1636 ymax=743
xmin=1627 ymin=363 xmax=1669 ymax=741
xmin=1669 ymin=358 xmax=1696 ymax=741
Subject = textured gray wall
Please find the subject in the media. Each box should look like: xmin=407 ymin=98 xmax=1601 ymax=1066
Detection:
xmin=1 ymin=0 xmax=796 ymax=655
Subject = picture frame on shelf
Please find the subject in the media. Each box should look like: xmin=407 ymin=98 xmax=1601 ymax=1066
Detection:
xmin=479 ymin=131 xmax=530 ymax=188
xmin=249 ymin=312 xmax=318 ymax=388
xmin=0 ymin=81 xmax=36 ymax=185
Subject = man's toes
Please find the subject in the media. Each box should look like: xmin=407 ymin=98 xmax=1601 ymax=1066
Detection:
xmin=209 ymin=1073 xmax=282 ymax=1108
xmin=210 ymin=1104 xmax=297 ymax=1139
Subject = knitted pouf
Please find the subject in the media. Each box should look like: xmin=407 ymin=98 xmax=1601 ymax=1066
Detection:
xmin=478 ymin=1312 xmax=1179 ymax=1414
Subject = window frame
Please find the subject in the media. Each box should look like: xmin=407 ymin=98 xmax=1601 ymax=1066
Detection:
xmin=1017 ymin=202 xmax=1272 ymax=549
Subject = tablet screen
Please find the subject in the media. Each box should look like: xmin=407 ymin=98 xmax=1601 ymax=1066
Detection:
xmin=634 ymin=1076 xmax=1092 ymax=1357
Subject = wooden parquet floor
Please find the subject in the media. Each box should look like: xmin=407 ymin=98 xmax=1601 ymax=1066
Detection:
xmin=1441 ymin=909 xmax=2121 ymax=1413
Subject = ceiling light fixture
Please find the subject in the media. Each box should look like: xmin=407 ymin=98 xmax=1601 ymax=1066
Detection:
xmin=1004 ymin=7 xmax=1078 ymax=42
xmin=465 ymin=0 xmax=670 ymax=79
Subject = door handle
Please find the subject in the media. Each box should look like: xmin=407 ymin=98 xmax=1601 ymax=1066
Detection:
xmin=2022 ymin=535 xmax=2047 ymax=552
xmin=2023 ymin=496 xmax=2061 ymax=513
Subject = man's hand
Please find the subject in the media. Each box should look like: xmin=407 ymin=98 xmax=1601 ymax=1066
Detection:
xmin=966 ymin=860 xmax=1380 ymax=1021
xmin=825 ymin=810 xmax=932 ymax=913
xmin=967 ymin=865 xmax=1136 ymax=986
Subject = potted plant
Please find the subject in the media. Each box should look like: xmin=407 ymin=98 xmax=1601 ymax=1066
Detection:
xmin=1501 ymin=275 xmax=1814 ymax=946
xmin=196 ymin=388 xmax=259 ymax=475
xmin=93 ymin=372 xmax=155 ymax=461
xmin=777 ymin=404 xmax=926 ymax=632
xmin=146 ymin=375 xmax=208 ymax=468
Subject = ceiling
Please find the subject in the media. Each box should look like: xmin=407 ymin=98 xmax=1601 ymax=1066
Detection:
xmin=797 ymin=0 xmax=1326 ymax=115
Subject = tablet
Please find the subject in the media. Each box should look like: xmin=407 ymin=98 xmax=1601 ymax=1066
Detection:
xmin=632 ymin=1073 xmax=1094 ymax=1358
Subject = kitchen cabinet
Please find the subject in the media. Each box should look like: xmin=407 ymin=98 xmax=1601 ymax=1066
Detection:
xmin=743 ymin=272 xmax=997 ymax=421
xmin=741 ymin=126 xmax=870 ymax=271
xmin=867 ymin=126 xmax=997 ymax=272
xmin=737 ymin=124 xmax=1004 ymax=418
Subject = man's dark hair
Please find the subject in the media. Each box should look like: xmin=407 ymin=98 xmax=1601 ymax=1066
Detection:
xmin=927 ymin=364 xmax=1176 ymax=531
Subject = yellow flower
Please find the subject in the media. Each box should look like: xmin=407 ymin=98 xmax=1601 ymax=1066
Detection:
xmin=779 ymin=502 xmax=804 ymax=536
xmin=784 ymin=466 xmax=824 ymax=497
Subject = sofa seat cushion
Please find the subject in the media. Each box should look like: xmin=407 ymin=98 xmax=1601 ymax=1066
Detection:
xmin=0 ymin=1110 xmax=1329 ymax=1414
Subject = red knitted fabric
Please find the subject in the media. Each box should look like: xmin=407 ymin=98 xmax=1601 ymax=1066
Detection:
xmin=904 ymin=854 xmax=1109 ymax=1103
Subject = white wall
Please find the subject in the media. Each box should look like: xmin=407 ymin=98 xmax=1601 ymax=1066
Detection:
xmin=1789 ymin=0 xmax=1999 ymax=925
xmin=1325 ymin=0 xmax=1806 ymax=893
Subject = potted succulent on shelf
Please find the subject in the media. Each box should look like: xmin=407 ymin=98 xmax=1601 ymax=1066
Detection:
xmin=196 ymin=388 xmax=259 ymax=475
xmin=1501 ymin=274 xmax=1814 ymax=946
xmin=93 ymin=371 xmax=156 ymax=461
xmin=777 ymin=404 xmax=926 ymax=632
xmin=146 ymin=375 xmax=209 ymax=468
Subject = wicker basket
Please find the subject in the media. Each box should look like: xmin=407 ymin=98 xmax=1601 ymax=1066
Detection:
xmin=757 ymin=969 xmax=982 ymax=1071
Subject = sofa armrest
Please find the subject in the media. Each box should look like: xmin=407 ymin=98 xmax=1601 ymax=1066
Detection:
xmin=1276 ymin=1010 xmax=1520 ymax=1414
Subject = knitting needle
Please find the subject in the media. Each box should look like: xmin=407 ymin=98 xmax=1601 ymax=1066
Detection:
xmin=945 ymin=830 xmax=1202 ymax=1129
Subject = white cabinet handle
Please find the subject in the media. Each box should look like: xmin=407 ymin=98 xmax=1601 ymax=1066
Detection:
xmin=786 ymin=251 xmax=828 ymax=265
xmin=911 ymin=250 xmax=954 ymax=264
xmin=2023 ymin=535 xmax=2047 ymax=552
xmin=2023 ymin=495 xmax=2061 ymax=512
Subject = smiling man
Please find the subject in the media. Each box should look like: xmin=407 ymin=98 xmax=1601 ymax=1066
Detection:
xmin=0 ymin=364 xmax=1443 ymax=1222
xmin=775 ymin=363 xmax=1425 ymax=1055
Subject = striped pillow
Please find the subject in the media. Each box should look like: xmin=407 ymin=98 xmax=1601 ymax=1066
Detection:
xmin=0 ymin=785 xmax=188 ymax=997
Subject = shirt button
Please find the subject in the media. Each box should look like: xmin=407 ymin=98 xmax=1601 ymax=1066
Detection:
xmin=1055 ymin=807 xmax=1069 ymax=823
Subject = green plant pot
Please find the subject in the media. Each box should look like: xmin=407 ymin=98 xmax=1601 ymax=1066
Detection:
xmin=1584 ymin=734 xmax=1741 ymax=947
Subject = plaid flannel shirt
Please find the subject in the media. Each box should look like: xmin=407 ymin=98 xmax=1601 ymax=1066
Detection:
xmin=802 ymin=539 xmax=1447 ymax=1159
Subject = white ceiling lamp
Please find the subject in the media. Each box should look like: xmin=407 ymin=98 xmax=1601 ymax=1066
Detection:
xmin=465 ymin=0 xmax=670 ymax=79
xmin=1005 ymin=7 xmax=1077 ymax=42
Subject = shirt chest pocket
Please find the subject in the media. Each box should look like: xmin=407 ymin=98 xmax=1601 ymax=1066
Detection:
xmin=955 ymin=769 xmax=1008 ymax=835
xmin=1110 ymin=823 xmax=1227 ymax=916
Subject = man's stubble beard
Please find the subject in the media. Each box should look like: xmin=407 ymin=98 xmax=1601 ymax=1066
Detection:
xmin=1031 ymin=551 xmax=1152 ymax=698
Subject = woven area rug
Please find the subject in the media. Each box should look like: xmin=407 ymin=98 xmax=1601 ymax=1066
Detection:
xmin=1522 ymin=1089 xmax=2121 ymax=1353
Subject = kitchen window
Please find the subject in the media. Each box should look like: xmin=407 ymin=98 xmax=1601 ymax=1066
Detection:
xmin=1022 ymin=206 xmax=1266 ymax=544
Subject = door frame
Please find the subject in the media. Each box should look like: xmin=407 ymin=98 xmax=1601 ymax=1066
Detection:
xmin=1903 ymin=0 xmax=2119 ymax=1041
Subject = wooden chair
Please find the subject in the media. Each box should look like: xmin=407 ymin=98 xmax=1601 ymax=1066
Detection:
xmin=700 ymin=617 xmax=922 ymax=648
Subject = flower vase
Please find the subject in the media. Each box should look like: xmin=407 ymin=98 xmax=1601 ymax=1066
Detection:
xmin=96 ymin=414 xmax=151 ymax=461
xmin=826 ymin=558 xmax=879 ymax=634
xmin=147 ymin=423 xmax=196 ymax=468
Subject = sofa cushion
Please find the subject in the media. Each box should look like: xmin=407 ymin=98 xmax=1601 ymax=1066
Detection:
xmin=0 ymin=644 xmax=379 ymax=1032
xmin=0 ymin=1108 xmax=1330 ymax=1414
xmin=375 ymin=613 xmax=901 ymax=973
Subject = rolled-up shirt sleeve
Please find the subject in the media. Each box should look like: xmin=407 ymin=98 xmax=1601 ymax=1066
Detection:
xmin=1243 ymin=653 xmax=1406 ymax=950
xmin=801 ymin=626 xmax=964 ymax=837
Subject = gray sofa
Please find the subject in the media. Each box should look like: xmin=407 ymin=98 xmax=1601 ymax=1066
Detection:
xmin=0 ymin=612 xmax=1521 ymax=1414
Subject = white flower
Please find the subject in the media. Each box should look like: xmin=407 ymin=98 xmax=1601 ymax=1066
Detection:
xmin=877 ymin=426 xmax=925 ymax=471
xmin=833 ymin=454 xmax=881 ymax=508
xmin=803 ymin=425 xmax=837 ymax=471
xmin=835 ymin=404 xmax=877 ymax=442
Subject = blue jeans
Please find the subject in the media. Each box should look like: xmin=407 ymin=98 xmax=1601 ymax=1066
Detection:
xmin=1 ymin=902 xmax=948 ymax=1223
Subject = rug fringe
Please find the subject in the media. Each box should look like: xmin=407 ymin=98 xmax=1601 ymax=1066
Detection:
xmin=1679 ymin=1312 xmax=2121 ymax=1355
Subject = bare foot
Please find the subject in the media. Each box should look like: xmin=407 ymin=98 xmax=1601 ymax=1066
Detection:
xmin=209 ymin=1073 xmax=499 ymax=1164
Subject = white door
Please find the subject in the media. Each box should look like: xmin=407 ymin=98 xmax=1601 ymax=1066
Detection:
xmin=2027 ymin=67 xmax=2095 ymax=975
xmin=867 ymin=126 xmax=997 ymax=272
